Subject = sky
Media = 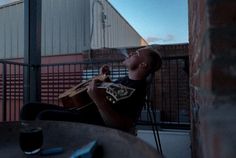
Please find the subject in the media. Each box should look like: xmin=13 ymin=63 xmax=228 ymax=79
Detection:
xmin=0 ymin=0 xmax=189 ymax=45
xmin=0 ymin=0 xmax=16 ymax=6
xmin=108 ymin=0 xmax=189 ymax=44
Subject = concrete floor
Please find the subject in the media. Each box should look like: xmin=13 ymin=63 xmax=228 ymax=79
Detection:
xmin=137 ymin=129 xmax=191 ymax=158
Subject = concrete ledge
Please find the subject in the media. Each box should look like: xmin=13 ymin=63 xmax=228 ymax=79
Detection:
xmin=137 ymin=129 xmax=191 ymax=158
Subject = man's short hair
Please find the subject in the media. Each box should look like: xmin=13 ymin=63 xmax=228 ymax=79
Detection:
xmin=142 ymin=46 xmax=162 ymax=73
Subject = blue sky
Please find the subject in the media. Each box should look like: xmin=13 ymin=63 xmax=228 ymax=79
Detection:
xmin=0 ymin=0 xmax=16 ymax=5
xmin=108 ymin=0 xmax=189 ymax=44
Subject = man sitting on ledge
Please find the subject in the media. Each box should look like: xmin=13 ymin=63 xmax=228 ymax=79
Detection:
xmin=20 ymin=46 xmax=162 ymax=134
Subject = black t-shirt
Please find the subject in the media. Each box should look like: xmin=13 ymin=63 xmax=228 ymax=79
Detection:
xmin=111 ymin=76 xmax=147 ymax=121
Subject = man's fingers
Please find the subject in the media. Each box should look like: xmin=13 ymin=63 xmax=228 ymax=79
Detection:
xmin=99 ymin=65 xmax=110 ymax=75
xmin=87 ymin=79 xmax=100 ymax=91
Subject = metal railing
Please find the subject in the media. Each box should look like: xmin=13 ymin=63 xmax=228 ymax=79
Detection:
xmin=139 ymin=56 xmax=190 ymax=129
xmin=0 ymin=60 xmax=29 ymax=121
xmin=0 ymin=57 xmax=190 ymax=129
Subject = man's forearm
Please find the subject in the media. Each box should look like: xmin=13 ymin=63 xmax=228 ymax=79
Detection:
xmin=93 ymin=96 xmax=133 ymax=130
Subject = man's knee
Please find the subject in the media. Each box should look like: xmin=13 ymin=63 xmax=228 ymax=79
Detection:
xmin=37 ymin=110 xmax=69 ymax=121
xmin=37 ymin=110 xmax=52 ymax=120
xmin=20 ymin=103 xmax=35 ymax=120
xmin=20 ymin=102 xmax=46 ymax=120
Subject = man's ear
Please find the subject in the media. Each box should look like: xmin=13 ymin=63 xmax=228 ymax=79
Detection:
xmin=140 ymin=62 xmax=148 ymax=69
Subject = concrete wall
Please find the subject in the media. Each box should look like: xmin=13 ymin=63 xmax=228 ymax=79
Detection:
xmin=189 ymin=0 xmax=236 ymax=157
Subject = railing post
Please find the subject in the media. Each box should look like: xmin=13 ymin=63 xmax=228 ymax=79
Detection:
xmin=2 ymin=63 xmax=6 ymax=121
xmin=23 ymin=0 xmax=42 ymax=104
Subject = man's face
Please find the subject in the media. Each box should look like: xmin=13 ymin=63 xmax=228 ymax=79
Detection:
xmin=122 ymin=49 xmax=148 ymax=71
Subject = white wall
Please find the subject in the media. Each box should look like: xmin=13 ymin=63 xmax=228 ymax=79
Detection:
xmin=0 ymin=1 xmax=24 ymax=58
xmin=90 ymin=0 xmax=147 ymax=49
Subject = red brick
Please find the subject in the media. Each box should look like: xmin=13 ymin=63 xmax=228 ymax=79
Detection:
xmin=212 ymin=59 xmax=236 ymax=95
xmin=209 ymin=28 xmax=236 ymax=56
xmin=208 ymin=1 xmax=236 ymax=27
xmin=200 ymin=64 xmax=212 ymax=91
xmin=191 ymin=72 xmax=200 ymax=87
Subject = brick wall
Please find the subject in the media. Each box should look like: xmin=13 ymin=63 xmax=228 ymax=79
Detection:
xmin=189 ymin=0 xmax=236 ymax=157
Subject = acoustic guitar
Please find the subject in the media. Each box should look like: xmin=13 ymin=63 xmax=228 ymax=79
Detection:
xmin=58 ymin=75 xmax=135 ymax=109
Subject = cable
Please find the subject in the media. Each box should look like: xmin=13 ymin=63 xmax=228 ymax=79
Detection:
xmin=146 ymin=73 xmax=163 ymax=155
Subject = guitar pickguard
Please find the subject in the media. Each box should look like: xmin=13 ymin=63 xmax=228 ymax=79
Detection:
xmin=101 ymin=83 xmax=135 ymax=104
xmin=59 ymin=76 xmax=135 ymax=107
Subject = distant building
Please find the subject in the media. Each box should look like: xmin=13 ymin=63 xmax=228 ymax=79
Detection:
xmin=0 ymin=0 xmax=147 ymax=60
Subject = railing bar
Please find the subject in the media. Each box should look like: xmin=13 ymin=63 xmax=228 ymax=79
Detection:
xmin=40 ymin=60 xmax=123 ymax=67
xmin=57 ymin=64 xmax=60 ymax=105
xmin=73 ymin=63 xmax=76 ymax=85
xmin=80 ymin=64 xmax=82 ymax=82
xmin=162 ymin=56 xmax=189 ymax=60
xmin=75 ymin=64 xmax=77 ymax=84
xmin=111 ymin=62 xmax=113 ymax=80
xmin=68 ymin=64 xmax=71 ymax=87
xmin=0 ymin=60 xmax=30 ymax=66
xmin=83 ymin=64 xmax=86 ymax=81
xmin=2 ymin=63 xmax=7 ymax=121
xmin=63 ymin=65 xmax=65 ymax=99
xmin=18 ymin=65 xmax=21 ymax=119
xmin=14 ymin=64 xmax=16 ymax=121
xmin=168 ymin=60 xmax=171 ymax=122
xmin=161 ymin=61 xmax=164 ymax=121
xmin=9 ymin=64 xmax=12 ymax=121
xmin=0 ymin=57 xmax=188 ymax=67
xmin=47 ymin=66 xmax=49 ymax=103
xmin=52 ymin=66 xmax=55 ymax=104
xmin=38 ymin=57 xmax=188 ymax=67
xmin=176 ymin=59 xmax=180 ymax=125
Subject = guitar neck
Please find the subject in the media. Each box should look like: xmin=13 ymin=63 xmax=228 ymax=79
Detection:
xmin=75 ymin=74 xmax=109 ymax=90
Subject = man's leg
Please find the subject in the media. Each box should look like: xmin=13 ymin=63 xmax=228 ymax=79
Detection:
xmin=37 ymin=105 xmax=105 ymax=126
xmin=20 ymin=102 xmax=64 ymax=120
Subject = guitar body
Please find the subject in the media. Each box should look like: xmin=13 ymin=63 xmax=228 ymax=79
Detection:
xmin=59 ymin=87 xmax=92 ymax=108
xmin=70 ymin=88 xmax=93 ymax=108
xmin=59 ymin=75 xmax=135 ymax=109
xmin=59 ymin=75 xmax=109 ymax=108
xmin=59 ymin=85 xmax=80 ymax=108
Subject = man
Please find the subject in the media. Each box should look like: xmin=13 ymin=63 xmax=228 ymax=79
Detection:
xmin=20 ymin=46 xmax=162 ymax=134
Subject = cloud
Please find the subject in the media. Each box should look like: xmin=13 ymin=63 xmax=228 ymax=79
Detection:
xmin=146 ymin=34 xmax=175 ymax=43
xmin=146 ymin=37 xmax=162 ymax=43
xmin=164 ymin=34 xmax=174 ymax=42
